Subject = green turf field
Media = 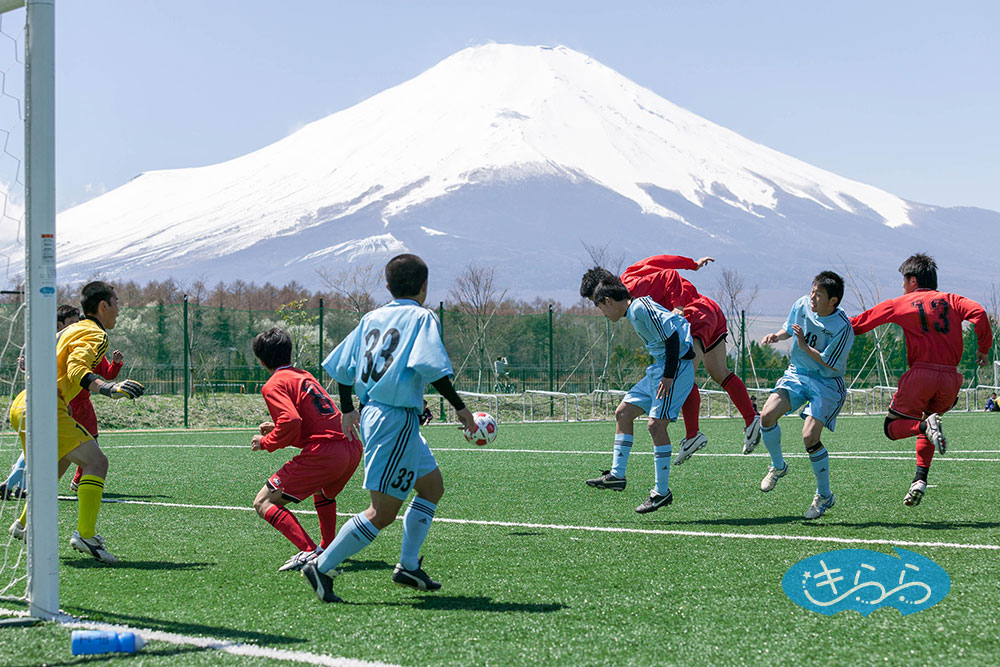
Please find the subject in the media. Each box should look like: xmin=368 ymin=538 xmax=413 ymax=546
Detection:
xmin=2 ymin=414 xmax=1000 ymax=665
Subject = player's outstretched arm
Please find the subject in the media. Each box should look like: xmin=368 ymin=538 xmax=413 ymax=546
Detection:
xmin=761 ymin=330 xmax=791 ymax=346
xmin=89 ymin=376 xmax=145 ymax=400
xmin=637 ymin=255 xmax=700 ymax=272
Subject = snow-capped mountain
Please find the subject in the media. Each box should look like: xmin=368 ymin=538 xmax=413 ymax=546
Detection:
xmin=27 ymin=44 xmax=1000 ymax=308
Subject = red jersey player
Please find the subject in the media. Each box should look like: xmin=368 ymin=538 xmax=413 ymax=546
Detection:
xmin=851 ymin=253 xmax=992 ymax=507
xmin=580 ymin=255 xmax=761 ymax=466
xmin=250 ymin=327 xmax=362 ymax=571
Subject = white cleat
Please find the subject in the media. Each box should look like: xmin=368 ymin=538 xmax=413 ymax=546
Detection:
xmin=743 ymin=415 xmax=762 ymax=455
xmin=279 ymin=549 xmax=321 ymax=572
xmin=673 ymin=432 xmax=707 ymax=465
xmin=903 ymin=480 xmax=927 ymax=507
xmin=760 ymin=464 xmax=789 ymax=492
xmin=924 ymin=414 xmax=946 ymax=455
xmin=70 ymin=531 xmax=118 ymax=564
xmin=9 ymin=520 xmax=24 ymax=541
xmin=804 ymin=493 xmax=835 ymax=520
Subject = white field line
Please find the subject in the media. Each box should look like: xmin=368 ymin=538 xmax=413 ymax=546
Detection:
xmin=0 ymin=606 xmax=400 ymax=667
xmin=30 ymin=442 xmax=1000 ymax=461
xmin=60 ymin=496 xmax=1000 ymax=552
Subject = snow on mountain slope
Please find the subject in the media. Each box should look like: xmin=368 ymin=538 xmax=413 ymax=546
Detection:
xmin=9 ymin=43 xmax=993 ymax=308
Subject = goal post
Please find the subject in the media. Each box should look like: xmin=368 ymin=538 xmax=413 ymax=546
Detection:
xmin=0 ymin=0 xmax=58 ymax=620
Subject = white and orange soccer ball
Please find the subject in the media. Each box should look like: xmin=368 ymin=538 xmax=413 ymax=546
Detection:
xmin=464 ymin=412 xmax=498 ymax=446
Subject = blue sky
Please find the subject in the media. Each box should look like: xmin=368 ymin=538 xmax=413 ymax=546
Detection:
xmin=56 ymin=1 xmax=999 ymax=213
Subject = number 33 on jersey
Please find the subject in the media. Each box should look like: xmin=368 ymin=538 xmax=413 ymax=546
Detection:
xmin=323 ymin=298 xmax=454 ymax=411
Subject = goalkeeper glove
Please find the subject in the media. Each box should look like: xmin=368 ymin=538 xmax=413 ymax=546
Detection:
xmin=99 ymin=379 xmax=145 ymax=400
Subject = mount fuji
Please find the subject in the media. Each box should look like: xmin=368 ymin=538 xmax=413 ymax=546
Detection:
xmin=41 ymin=44 xmax=1000 ymax=309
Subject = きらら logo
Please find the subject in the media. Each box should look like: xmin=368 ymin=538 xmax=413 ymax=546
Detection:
xmin=782 ymin=548 xmax=949 ymax=616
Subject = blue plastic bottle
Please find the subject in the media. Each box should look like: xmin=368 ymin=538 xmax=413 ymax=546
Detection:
xmin=71 ymin=630 xmax=145 ymax=655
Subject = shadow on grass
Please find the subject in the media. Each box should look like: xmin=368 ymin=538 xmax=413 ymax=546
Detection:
xmin=61 ymin=559 xmax=213 ymax=571
xmin=625 ymin=515 xmax=1000 ymax=531
xmin=35 ymin=644 xmax=226 ymax=666
xmin=57 ymin=494 xmax=174 ymax=502
xmin=63 ymin=607 xmax=306 ymax=646
xmin=508 ymin=531 xmax=544 ymax=536
xmin=360 ymin=595 xmax=566 ymax=613
xmin=339 ymin=558 xmax=394 ymax=573
xmin=624 ymin=515 xmax=806 ymax=527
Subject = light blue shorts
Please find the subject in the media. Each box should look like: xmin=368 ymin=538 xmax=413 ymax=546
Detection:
xmin=773 ymin=369 xmax=847 ymax=431
xmin=623 ymin=359 xmax=694 ymax=421
xmin=360 ymin=402 xmax=438 ymax=500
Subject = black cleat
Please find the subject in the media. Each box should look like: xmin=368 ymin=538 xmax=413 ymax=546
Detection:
xmin=635 ymin=489 xmax=673 ymax=514
xmin=301 ymin=562 xmax=342 ymax=603
xmin=392 ymin=557 xmax=441 ymax=591
xmin=0 ymin=482 xmax=26 ymax=500
xmin=585 ymin=470 xmax=626 ymax=491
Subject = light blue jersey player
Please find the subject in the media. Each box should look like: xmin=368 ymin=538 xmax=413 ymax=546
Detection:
xmin=585 ymin=278 xmax=696 ymax=514
xmin=301 ymin=254 xmax=475 ymax=603
xmin=757 ymin=271 xmax=855 ymax=520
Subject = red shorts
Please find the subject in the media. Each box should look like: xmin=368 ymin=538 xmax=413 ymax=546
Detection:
xmin=889 ymin=363 xmax=963 ymax=420
xmin=267 ymin=439 xmax=362 ymax=503
xmin=69 ymin=395 xmax=98 ymax=437
xmin=684 ymin=297 xmax=728 ymax=352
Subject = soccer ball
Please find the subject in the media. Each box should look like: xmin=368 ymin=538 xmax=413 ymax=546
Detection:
xmin=464 ymin=412 xmax=498 ymax=446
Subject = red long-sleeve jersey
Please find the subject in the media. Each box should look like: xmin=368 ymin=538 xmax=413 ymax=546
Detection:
xmin=851 ymin=289 xmax=992 ymax=368
xmin=619 ymin=255 xmax=702 ymax=310
xmin=68 ymin=355 xmax=122 ymax=436
xmin=260 ymin=367 xmax=345 ymax=453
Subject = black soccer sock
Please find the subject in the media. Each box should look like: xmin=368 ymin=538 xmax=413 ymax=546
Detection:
xmin=914 ymin=466 xmax=929 ymax=484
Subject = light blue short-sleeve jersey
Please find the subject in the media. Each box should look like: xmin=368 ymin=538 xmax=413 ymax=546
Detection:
xmin=782 ymin=295 xmax=854 ymax=379
xmin=626 ymin=296 xmax=694 ymax=369
xmin=323 ymin=299 xmax=453 ymax=410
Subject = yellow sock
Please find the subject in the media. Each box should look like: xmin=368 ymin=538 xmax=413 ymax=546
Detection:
xmin=76 ymin=475 xmax=105 ymax=539
xmin=17 ymin=504 xmax=26 ymax=527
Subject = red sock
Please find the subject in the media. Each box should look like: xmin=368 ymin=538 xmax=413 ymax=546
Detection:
xmin=720 ymin=373 xmax=756 ymax=426
xmin=915 ymin=434 xmax=935 ymax=468
xmin=313 ymin=494 xmax=339 ymax=549
xmin=886 ymin=418 xmax=921 ymax=441
xmin=71 ymin=466 xmax=83 ymax=486
xmin=682 ymin=386 xmax=700 ymax=439
xmin=263 ymin=505 xmax=315 ymax=552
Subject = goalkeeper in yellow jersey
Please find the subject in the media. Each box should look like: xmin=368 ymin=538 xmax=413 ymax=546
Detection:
xmin=8 ymin=281 xmax=144 ymax=564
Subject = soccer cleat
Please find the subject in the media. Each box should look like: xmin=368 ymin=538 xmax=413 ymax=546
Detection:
xmin=69 ymin=531 xmax=118 ymax=564
xmin=760 ymin=464 xmax=789 ymax=492
xmin=278 ymin=549 xmax=321 ymax=572
xmin=673 ymin=432 xmax=707 ymax=465
xmin=0 ymin=482 xmax=26 ymax=500
xmin=392 ymin=556 xmax=441 ymax=591
xmin=903 ymin=480 xmax=927 ymax=507
xmin=743 ymin=415 xmax=762 ymax=455
xmin=804 ymin=493 xmax=835 ymax=520
xmin=301 ymin=562 xmax=342 ymax=603
xmin=9 ymin=520 xmax=24 ymax=541
xmin=924 ymin=414 xmax=946 ymax=455
xmin=69 ymin=480 xmax=79 ymax=493
xmin=585 ymin=470 xmax=626 ymax=491
xmin=635 ymin=489 xmax=673 ymax=514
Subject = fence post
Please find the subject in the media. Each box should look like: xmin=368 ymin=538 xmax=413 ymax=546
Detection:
xmin=183 ymin=295 xmax=190 ymax=429
xmin=438 ymin=301 xmax=445 ymax=420
xmin=740 ymin=309 xmax=747 ymax=384
xmin=318 ymin=297 xmax=324 ymax=377
xmin=548 ymin=304 xmax=554 ymax=417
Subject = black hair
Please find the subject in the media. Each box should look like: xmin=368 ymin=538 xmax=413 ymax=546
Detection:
xmin=385 ymin=254 xmax=428 ymax=298
xmin=898 ymin=253 xmax=937 ymax=290
xmin=812 ymin=271 xmax=845 ymax=306
xmin=252 ymin=327 xmax=293 ymax=370
xmin=57 ymin=304 xmax=81 ymax=325
xmin=81 ymin=281 xmax=115 ymax=316
xmin=592 ymin=277 xmax=631 ymax=304
xmin=580 ymin=266 xmax=616 ymax=299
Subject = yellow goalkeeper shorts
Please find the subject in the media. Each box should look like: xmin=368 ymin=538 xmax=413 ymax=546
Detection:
xmin=9 ymin=390 xmax=95 ymax=461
